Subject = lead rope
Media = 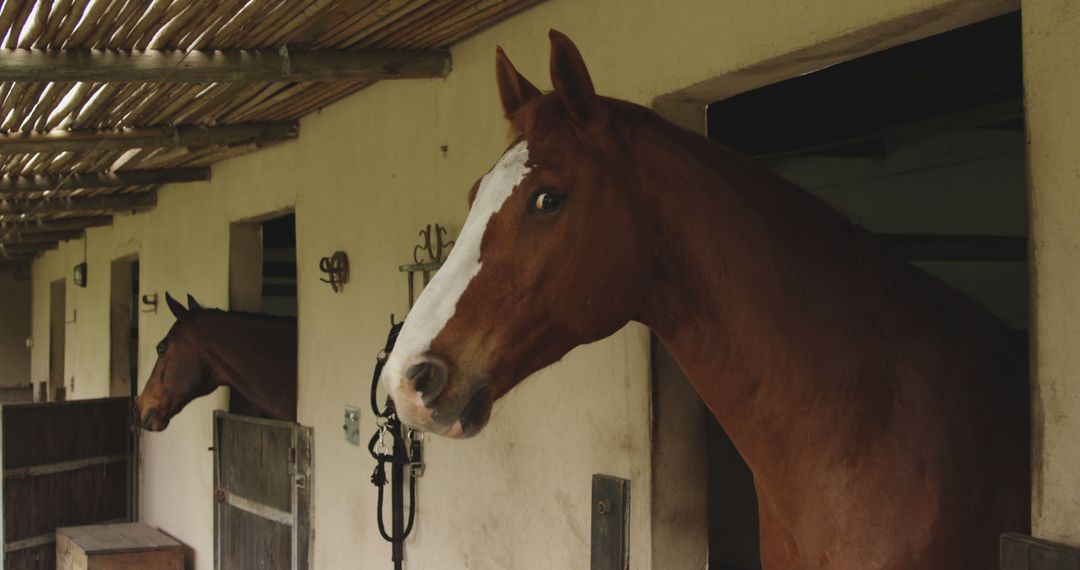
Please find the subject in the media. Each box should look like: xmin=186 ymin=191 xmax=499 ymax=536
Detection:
xmin=368 ymin=318 xmax=422 ymax=569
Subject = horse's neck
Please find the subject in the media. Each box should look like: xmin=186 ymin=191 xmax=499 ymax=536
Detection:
xmin=631 ymin=119 xmax=923 ymax=486
xmin=193 ymin=314 xmax=297 ymax=420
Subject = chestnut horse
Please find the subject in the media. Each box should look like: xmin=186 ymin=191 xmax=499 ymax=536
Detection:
xmin=381 ymin=31 xmax=1029 ymax=569
xmin=134 ymin=293 xmax=296 ymax=431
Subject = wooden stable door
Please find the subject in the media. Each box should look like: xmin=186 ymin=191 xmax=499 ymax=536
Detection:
xmin=0 ymin=398 xmax=133 ymax=570
xmin=213 ymin=412 xmax=311 ymax=570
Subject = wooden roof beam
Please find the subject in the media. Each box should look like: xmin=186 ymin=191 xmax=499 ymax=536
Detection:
xmin=3 ymin=229 xmax=84 ymax=244
xmin=0 ymin=167 xmax=209 ymax=193
xmin=0 ymin=49 xmax=451 ymax=83
xmin=0 ymin=242 xmax=57 ymax=257
xmin=0 ymin=122 xmax=298 ymax=154
xmin=0 ymin=259 xmax=32 ymax=271
xmin=0 ymin=192 xmax=156 ymax=216
xmin=1 ymin=215 xmax=113 ymax=233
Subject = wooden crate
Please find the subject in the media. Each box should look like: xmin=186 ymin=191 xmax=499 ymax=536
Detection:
xmin=56 ymin=523 xmax=183 ymax=570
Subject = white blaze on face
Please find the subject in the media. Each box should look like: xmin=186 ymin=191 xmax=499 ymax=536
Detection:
xmin=382 ymin=141 xmax=531 ymax=401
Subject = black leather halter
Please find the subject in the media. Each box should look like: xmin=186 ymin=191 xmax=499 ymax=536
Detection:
xmin=368 ymin=318 xmax=422 ymax=569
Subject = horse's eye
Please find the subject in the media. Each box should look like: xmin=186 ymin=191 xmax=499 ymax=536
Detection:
xmin=532 ymin=191 xmax=562 ymax=213
xmin=156 ymin=341 xmax=167 ymax=356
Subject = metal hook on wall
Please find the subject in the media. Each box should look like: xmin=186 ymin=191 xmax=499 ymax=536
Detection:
xmin=319 ymin=251 xmax=350 ymax=293
xmin=401 ymin=224 xmax=454 ymax=308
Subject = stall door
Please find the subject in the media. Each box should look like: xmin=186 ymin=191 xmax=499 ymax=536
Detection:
xmin=213 ymin=412 xmax=311 ymax=570
xmin=0 ymin=398 xmax=133 ymax=570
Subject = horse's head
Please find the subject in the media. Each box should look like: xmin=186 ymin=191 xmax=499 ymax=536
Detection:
xmin=382 ymin=31 xmax=653 ymax=438
xmin=134 ymin=293 xmax=217 ymax=431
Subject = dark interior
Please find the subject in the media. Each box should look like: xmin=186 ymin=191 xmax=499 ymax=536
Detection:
xmin=703 ymin=12 xmax=1023 ymax=569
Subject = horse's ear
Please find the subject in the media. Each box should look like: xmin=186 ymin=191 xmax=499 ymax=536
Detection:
xmin=186 ymin=294 xmax=202 ymax=312
xmin=165 ymin=292 xmax=187 ymax=320
xmin=548 ymin=29 xmax=595 ymax=120
xmin=495 ymin=46 xmax=540 ymax=118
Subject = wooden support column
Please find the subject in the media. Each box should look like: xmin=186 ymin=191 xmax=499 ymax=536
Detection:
xmin=0 ymin=49 xmax=450 ymax=82
xmin=0 ymin=168 xmax=209 ymax=193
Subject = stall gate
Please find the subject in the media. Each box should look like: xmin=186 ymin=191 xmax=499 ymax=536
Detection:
xmin=0 ymin=398 xmax=133 ymax=570
xmin=214 ymin=412 xmax=312 ymax=570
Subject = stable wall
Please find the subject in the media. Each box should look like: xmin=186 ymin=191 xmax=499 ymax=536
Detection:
xmin=1024 ymin=0 xmax=1080 ymax=548
xmin=28 ymin=0 xmax=1029 ymax=568
xmin=0 ymin=273 xmax=31 ymax=386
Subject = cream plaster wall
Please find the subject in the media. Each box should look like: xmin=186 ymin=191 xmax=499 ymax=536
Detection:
xmin=1024 ymin=0 xmax=1080 ymax=548
xmin=28 ymin=0 xmax=1031 ymax=567
xmin=0 ymin=272 xmax=31 ymax=386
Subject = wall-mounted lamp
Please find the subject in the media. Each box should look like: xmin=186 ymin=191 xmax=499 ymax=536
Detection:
xmin=141 ymin=293 xmax=159 ymax=313
xmin=73 ymin=262 xmax=87 ymax=288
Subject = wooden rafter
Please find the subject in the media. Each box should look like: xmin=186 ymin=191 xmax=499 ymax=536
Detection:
xmin=0 ymin=168 xmax=210 ymax=193
xmin=0 ymin=49 xmax=451 ymax=82
xmin=0 ymin=122 xmax=298 ymax=154
xmin=881 ymin=234 xmax=1027 ymax=262
xmin=0 ymin=242 xmax=57 ymax=256
xmin=0 ymin=193 xmax=156 ymax=216
xmin=1 ymin=215 xmax=112 ymax=233
xmin=4 ymin=229 xmax=84 ymax=243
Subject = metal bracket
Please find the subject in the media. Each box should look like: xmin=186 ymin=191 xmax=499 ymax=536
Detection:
xmin=591 ymin=474 xmax=630 ymax=570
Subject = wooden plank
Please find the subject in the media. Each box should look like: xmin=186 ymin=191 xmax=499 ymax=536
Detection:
xmin=263 ymin=261 xmax=296 ymax=279
xmin=58 ymin=523 xmax=181 ymax=554
xmin=0 ymin=192 xmax=156 ymax=215
xmin=0 ymin=49 xmax=451 ymax=82
xmin=2 ymin=399 xmax=132 ymax=565
xmin=0 ymin=167 xmax=209 ymax=193
xmin=219 ymin=491 xmax=294 ymax=526
xmin=3 ymin=453 xmax=127 ymax=480
xmin=261 ymin=283 xmax=297 ymax=297
xmin=881 ymin=233 xmax=1027 ymax=261
xmin=0 ymin=121 xmax=298 ymax=154
xmin=591 ymin=474 xmax=630 ymax=570
xmin=214 ymin=412 xmax=308 ymax=570
xmin=1002 ymin=533 xmax=1080 ymax=569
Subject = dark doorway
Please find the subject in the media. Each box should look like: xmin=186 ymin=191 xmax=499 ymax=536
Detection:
xmin=228 ymin=212 xmax=297 ymax=419
xmin=48 ymin=278 xmax=66 ymax=402
xmin=261 ymin=213 xmax=297 ymax=317
xmin=702 ymin=12 xmax=1024 ymax=569
xmin=110 ymin=258 xmax=139 ymax=399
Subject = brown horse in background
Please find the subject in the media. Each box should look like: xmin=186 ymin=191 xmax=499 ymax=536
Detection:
xmin=134 ymin=293 xmax=296 ymax=431
xmin=380 ymin=31 xmax=1029 ymax=569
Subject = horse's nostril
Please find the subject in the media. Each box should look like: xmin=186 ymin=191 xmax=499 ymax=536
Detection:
xmin=407 ymin=359 xmax=448 ymax=407
xmin=142 ymin=410 xmax=157 ymax=429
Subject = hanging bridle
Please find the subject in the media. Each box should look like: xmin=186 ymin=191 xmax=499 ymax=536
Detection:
xmin=368 ymin=317 xmax=423 ymax=569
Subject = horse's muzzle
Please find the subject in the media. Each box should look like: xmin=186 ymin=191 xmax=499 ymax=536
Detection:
xmin=134 ymin=408 xmax=169 ymax=431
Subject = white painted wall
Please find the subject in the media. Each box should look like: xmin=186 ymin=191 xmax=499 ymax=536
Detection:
xmin=1024 ymin=0 xmax=1080 ymax=548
